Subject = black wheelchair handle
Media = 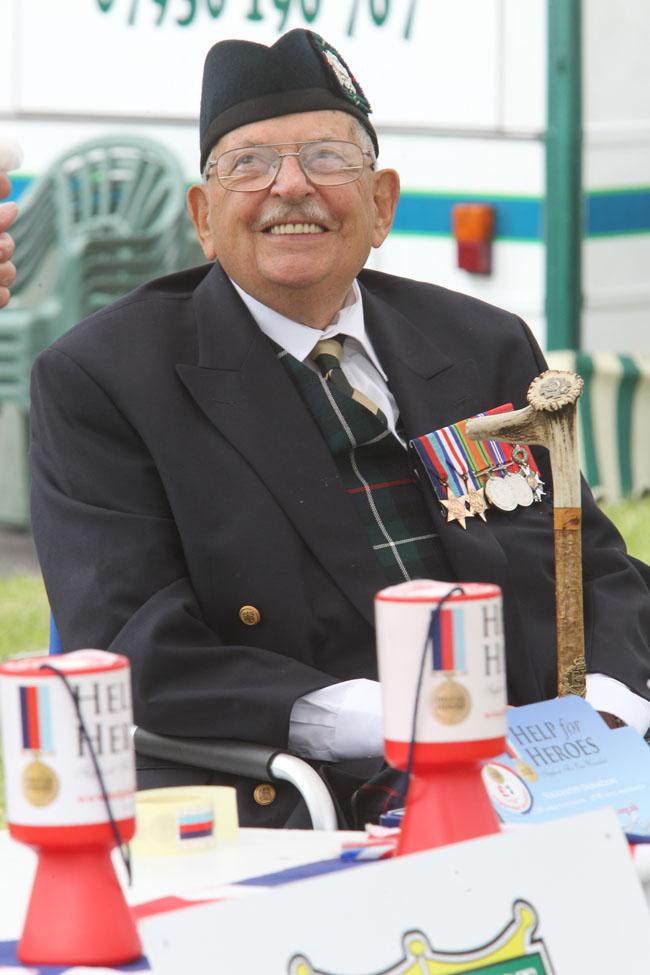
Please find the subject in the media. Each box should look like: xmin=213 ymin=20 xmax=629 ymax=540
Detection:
xmin=133 ymin=727 xmax=280 ymax=780
xmin=132 ymin=727 xmax=339 ymax=830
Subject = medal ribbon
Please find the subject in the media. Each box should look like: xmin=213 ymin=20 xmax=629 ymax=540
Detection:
xmin=412 ymin=434 xmax=453 ymax=496
xmin=435 ymin=426 xmax=475 ymax=491
xmin=429 ymin=605 xmax=466 ymax=672
xmin=451 ymin=416 xmax=494 ymax=475
xmin=410 ymin=404 xmax=542 ymax=500
xmin=19 ymin=685 xmax=53 ymax=752
xmin=483 ymin=435 xmax=508 ymax=472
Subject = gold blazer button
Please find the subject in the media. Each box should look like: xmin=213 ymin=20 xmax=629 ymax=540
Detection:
xmin=253 ymin=783 xmax=276 ymax=806
xmin=239 ymin=605 xmax=261 ymax=626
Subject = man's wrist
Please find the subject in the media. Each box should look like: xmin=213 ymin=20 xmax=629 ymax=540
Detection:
xmin=585 ymin=673 xmax=650 ymax=735
xmin=289 ymin=679 xmax=383 ymax=761
xmin=597 ymin=710 xmax=627 ymax=730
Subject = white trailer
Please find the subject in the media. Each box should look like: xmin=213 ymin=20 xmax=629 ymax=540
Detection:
xmin=0 ymin=1 xmax=648 ymax=523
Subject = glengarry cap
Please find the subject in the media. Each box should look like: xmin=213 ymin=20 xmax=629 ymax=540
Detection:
xmin=199 ymin=29 xmax=378 ymax=172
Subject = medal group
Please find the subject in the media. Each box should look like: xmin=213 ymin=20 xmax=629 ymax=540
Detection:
xmin=411 ymin=410 xmax=545 ymax=530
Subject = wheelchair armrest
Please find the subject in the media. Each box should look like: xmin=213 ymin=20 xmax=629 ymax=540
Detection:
xmin=132 ymin=727 xmax=338 ymax=831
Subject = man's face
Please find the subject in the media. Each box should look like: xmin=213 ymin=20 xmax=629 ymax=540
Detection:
xmin=188 ymin=111 xmax=399 ymax=312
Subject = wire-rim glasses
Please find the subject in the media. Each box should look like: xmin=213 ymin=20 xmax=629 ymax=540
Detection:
xmin=204 ymin=140 xmax=375 ymax=192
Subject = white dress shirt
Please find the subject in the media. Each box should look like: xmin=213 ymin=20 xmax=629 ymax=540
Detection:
xmin=230 ymin=279 xmax=402 ymax=441
xmin=230 ymin=277 xmax=650 ymax=758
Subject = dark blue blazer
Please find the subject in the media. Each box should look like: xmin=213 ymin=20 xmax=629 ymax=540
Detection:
xmin=30 ymin=262 xmax=650 ymax=822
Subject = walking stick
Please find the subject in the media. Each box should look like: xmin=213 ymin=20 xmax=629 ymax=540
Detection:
xmin=465 ymin=370 xmax=586 ymax=697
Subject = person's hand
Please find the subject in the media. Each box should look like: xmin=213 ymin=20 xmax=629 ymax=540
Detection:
xmin=0 ymin=170 xmax=18 ymax=308
xmin=598 ymin=710 xmax=627 ymax=729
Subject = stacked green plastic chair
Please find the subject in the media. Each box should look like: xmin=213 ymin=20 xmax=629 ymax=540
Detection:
xmin=55 ymin=137 xmax=190 ymax=315
xmin=0 ymin=134 xmax=190 ymax=527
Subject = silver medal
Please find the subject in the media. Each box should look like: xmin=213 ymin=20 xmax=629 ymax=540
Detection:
xmin=524 ymin=467 xmax=545 ymax=501
xmin=512 ymin=444 xmax=545 ymax=502
xmin=485 ymin=475 xmax=517 ymax=511
xmin=506 ymin=472 xmax=534 ymax=507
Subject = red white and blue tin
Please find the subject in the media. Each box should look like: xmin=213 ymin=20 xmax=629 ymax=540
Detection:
xmin=0 ymin=649 xmax=141 ymax=966
xmin=0 ymin=649 xmax=136 ymax=841
xmin=376 ymin=580 xmax=507 ymax=767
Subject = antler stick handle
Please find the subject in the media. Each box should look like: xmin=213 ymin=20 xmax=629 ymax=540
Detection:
xmin=466 ymin=371 xmax=586 ymax=697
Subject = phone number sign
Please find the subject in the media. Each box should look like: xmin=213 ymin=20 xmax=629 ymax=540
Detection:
xmin=95 ymin=0 xmax=418 ymax=38
xmin=15 ymin=0 xmax=500 ymax=129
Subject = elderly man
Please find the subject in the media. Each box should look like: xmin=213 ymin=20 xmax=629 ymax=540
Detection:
xmin=30 ymin=30 xmax=650 ymax=827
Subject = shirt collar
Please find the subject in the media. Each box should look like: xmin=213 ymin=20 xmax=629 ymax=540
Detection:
xmin=229 ymin=277 xmax=388 ymax=380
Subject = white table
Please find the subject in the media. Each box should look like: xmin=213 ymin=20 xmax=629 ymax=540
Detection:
xmin=3 ymin=826 xmax=650 ymax=972
xmin=0 ymin=827 xmax=359 ymax=943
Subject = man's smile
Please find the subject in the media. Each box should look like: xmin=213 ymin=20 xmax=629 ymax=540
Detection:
xmin=265 ymin=222 xmax=328 ymax=235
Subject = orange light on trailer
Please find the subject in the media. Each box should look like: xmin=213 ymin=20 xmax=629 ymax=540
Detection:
xmin=452 ymin=203 xmax=495 ymax=275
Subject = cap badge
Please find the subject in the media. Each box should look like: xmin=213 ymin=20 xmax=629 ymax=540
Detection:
xmin=309 ymin=33 xmax=371 ymax=114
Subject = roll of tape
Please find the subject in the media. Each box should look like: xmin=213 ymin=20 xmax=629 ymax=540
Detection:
xmin=133 ymin=786 xmax=238 ymax=856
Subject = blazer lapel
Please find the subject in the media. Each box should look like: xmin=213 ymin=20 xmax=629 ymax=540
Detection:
xmin=176 ymin=264 xmax=386 ymax=625
xmin=360 ymin=283 xmax=481 ymax=438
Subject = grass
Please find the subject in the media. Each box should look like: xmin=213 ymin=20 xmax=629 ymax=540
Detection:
xmin=0 ymin=499 xmax=648 ymax=826
xmin=2 ymin=499 xmax=647 ymax=667
xmin=601 ymin=495 xmax=650 ymax=564
xmin=0 ymin=574 xmax=49 ymax=826
xmin=0 ymin=574 xmax=49 ymax=662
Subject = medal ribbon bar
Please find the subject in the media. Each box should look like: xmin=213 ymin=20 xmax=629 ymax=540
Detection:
xmin=410 ymin=404 xmax=543 ymax=508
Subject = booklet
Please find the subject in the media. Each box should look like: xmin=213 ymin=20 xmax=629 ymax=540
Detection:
xmin=482 ymin=695 xmax=650 ymax=840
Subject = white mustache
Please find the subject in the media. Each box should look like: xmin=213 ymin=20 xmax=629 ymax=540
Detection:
xmin=253 ymin=203 xmax=335 ymax=232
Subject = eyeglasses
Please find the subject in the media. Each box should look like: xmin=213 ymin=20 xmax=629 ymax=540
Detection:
xmin=204 ymin=140 xmax=375 ymax=192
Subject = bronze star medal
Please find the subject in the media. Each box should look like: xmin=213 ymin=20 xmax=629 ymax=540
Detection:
xmin=440 ymin=492 xmax=471 ymax=529
xmin=465 ymin=483 xmax=488 ymax=522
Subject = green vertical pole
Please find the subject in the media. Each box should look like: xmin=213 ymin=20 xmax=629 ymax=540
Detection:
xmin=546 ymin=0 xmax=582 ymax=351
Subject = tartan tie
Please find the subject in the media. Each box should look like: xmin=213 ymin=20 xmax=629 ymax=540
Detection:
xmin=309 ymin=335 xmax=388 ymax=427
